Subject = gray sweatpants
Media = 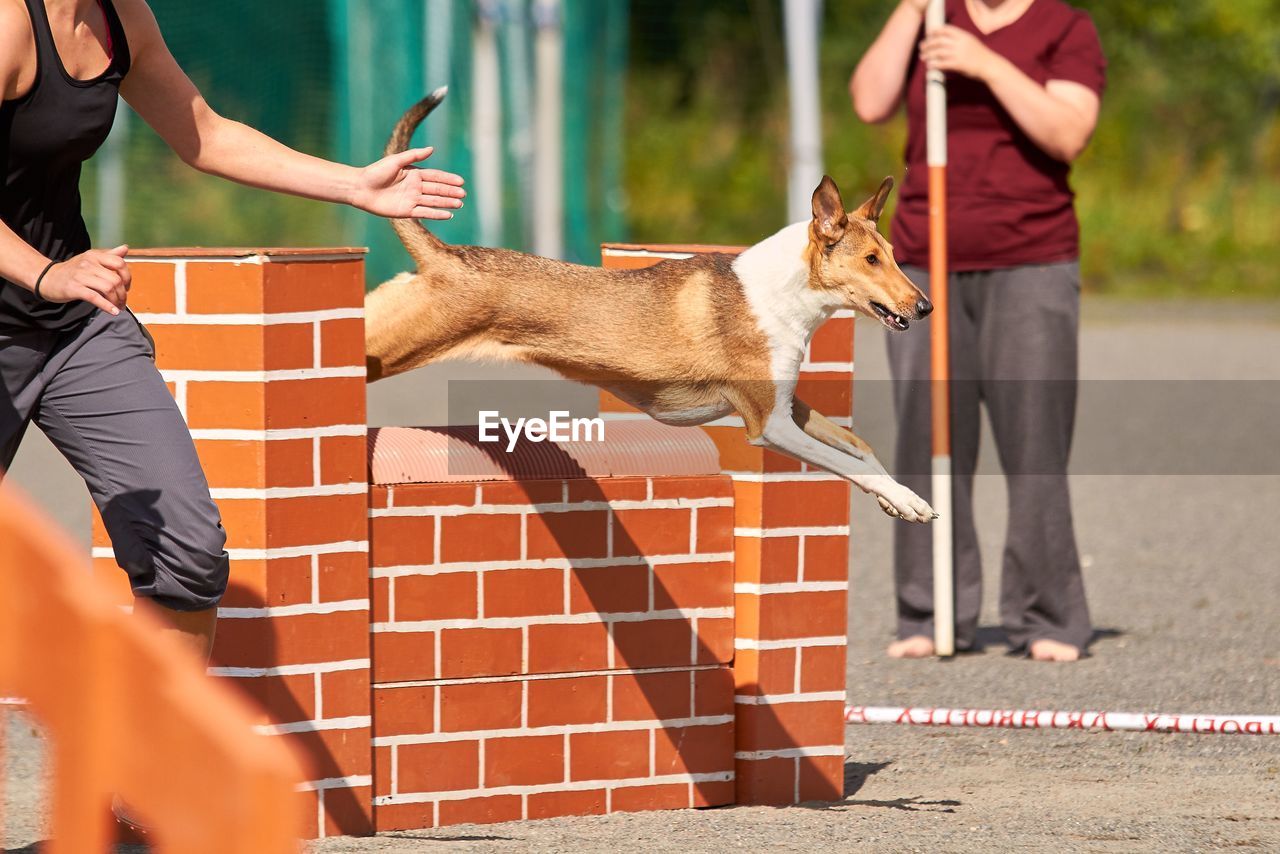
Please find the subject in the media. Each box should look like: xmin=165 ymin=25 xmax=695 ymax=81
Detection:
xmin=886 ymin=262 xmax=1090 ymax=652
xmin=0 ymin=308 xmax=228 ymax=611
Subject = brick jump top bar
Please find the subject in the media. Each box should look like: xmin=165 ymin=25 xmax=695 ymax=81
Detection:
xmin=368 ymin=421 xmax=721 ymax=485
xmin=127 ymin=247 xmax=368 ymax=258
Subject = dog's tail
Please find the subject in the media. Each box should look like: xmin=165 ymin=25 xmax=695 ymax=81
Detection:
xmin=384 ymin=87 xmax=450 ymax=266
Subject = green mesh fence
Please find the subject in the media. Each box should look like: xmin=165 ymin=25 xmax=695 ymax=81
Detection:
xmin=83 ymin=0 xmax=628 ymax=287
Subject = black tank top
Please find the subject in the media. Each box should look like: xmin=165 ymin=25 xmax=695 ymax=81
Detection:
xmin=0 ymin=0 xmax=130 ymax=330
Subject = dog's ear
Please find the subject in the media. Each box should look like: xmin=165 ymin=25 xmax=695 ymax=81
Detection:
xmin=811 ymin=175 xmax=848 ymax=244
xmin=854 ymin=176 xmax=894 ymax=224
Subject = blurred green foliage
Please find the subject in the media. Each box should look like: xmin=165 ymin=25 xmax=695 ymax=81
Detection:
xmin=626 ymin=0 xmax=1280 ymax=295
xmin=82 ymin=1 xmax=1280 ymax=296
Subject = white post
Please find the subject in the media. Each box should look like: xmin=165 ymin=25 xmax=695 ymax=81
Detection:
xmin=472 ymin=0 xmax=504 ymax=247
xmin=783 ymin=0 xmax=824 ymax=224
xmin=532 ymin=0 xmax=564 ymax=259
xmin=925 ymin=0 xmax=954 ymax=658
xmin=97 ymin=103 xmax=128 ymax=247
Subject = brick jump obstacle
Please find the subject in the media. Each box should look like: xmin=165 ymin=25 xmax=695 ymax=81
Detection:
xmin=85 ymin=245 xmax=856 ymax=838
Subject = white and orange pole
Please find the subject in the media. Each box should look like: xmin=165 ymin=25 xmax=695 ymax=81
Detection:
xmin=925 ymin=0 xmax=954 ymax=657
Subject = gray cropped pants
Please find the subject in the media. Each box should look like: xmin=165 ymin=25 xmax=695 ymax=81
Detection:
xmin=0 ymin=308 xmax=228 ymax=610
xmin=887 ymin=262 xmax=1091 ymax=652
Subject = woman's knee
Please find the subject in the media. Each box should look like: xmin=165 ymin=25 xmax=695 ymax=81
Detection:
xmin=120 ymin=520 xmax=230 ymax=611
xmin=150 ymin=543 xmax=229 ymax=611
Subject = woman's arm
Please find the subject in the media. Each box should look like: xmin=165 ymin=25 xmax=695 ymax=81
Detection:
xmin=849 ymin=0 xmax=928 ymax=124
xmin=115 ymin=0 xmax=464 ymax=219
xmin=919 ymin=25 xmax=1100 ymax=162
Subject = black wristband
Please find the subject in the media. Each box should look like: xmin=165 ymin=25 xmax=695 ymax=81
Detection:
xmin=33 ymin=260 xmax=56 ymax=301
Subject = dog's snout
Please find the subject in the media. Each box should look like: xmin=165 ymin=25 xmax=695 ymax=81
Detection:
xmin=915 ymin=297 xmax=933 ymax=318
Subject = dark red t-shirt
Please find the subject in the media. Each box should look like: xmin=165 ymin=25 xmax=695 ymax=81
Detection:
xmin=890 ymin=0 xmax=1106 ymax=271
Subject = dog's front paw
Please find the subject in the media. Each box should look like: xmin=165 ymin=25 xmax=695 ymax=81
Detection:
xmin=875 ymin=486 xmax=936 ymax=524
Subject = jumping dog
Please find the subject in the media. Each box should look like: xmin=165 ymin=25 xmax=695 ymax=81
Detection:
xmin=365 ymin=90 xmax=937 ymax=523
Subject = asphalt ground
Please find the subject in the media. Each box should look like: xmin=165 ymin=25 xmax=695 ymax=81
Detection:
xmin=4 ymin=298 xmax=1279 ymax=852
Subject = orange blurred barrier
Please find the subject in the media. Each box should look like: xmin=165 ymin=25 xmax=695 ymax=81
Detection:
xmin=0 ymin=482 xmax=306 ymax=854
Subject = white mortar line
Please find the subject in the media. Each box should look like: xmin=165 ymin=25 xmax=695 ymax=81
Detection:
xmin=733 ymin=636 xmax=846 ymax=651
xmin=370 ymin=497 xmax=733 ymax=517
xmin=160 ymin=367 xmax=365 ymax=383
xmin=218 ymin=599 xmax=368 ymax=619
xmin=208 ymin=659 xmax=369 ymax=678
xmin=371 ymin=552 xmax=734 ymax=578
xmin=374 ymin=771 xmax=733 ymax=806
xmin=734 ymin=691 xmax=846 ymax=705
xmin=373 ymin=718 xmax=733 ymax=747
xmin=733 ymin=581 xmax=846 ymax=595
xmin=734 ymin=526 xmax=849 ymax=538
xmin=372 ymin=606 xmax=732 ymax=633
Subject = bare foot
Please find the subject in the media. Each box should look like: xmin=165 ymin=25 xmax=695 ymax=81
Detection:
xmin=887 ymin=635 xmax=935 ymax=658
xmin=1029 ymin=639 xmax=1080 ymax=662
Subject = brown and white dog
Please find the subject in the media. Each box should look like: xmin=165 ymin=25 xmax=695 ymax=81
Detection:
xmin=366 ymin=90 xmax=936 ymax=522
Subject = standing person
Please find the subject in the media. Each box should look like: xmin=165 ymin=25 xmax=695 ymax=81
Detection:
xmin=849 ymin=0 xmax=1104 ymax=661
xmin=0 ymin=2 xmax=463 ymax=665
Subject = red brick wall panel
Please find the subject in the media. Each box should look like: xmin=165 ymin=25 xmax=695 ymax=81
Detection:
xmin=372 ymin=631 xmax=434 ymax=683
xmin=526 ymin=675 xmax=608 ymax=728
xmin=213 ymin=610 xmax=368 ymax=669
xmin=735 ymin=700 xmax=845 ymax=751
xmin=527 ymin=789 xmax=607 ymax=819
xmin=369 ymin=516 xmax=434 ymax=568
xmin=798 ymin=754 xmax=844 ymax=802
xmin=798 ymin=644 xmax=846 ymax=694
xmin=320 ymin=668 xmax=370 ymax=719
xmin=484 ymin=568 xmax=564 ymax=618
xmin=320 ymin=317 xmax=365 ymax=368
xmin=320 ymin=435 xmax=368 ymax=485
xmin=569 ymin=730 xmax=650 ymax=781
xmin=611 ymin=619 xmax=693 ymax=670
xmin=481 ymin=480 xmax=565 ymax=505
xmin=484 ymin=735 xmax=565 ymax=787
xmin=568 ymin=564 xmax=648 ymax=614
xmin=439 ymin=513 xmax=521 ymax=563
xmin=758 ymin=590 xmax=848 ymax=640
xmin=694 ymin=505 xmax=734 ymax=554
xmin=125 ymin=262 xmax=176 ymax=312
xmin=653 ymin=723 xmax=734 ymax=775
xmin=439 ymin=681 xmax=522 ymax=732
xmin=184 ymin=261 xmax=263 ymax=313
xmin=149 ymin=324 xmax=264 ymax=371
xmin=397 ymin=741 xmax=479 ymax=793
xmin=611 ymin=508 xmax=691 ymax=557
xmin=610 ymin=783 xmax=690 ymax=813
xmin=525 ymin=509 xmax=608 ymax=560
xmin=437 ymin=795 xmax=522 ymax=827
xmin=374 ymin=686 xmax=436 ymax=737
xmin=440 ymin=627 xmax=522 ymax=678
xmin=395 ymin=573 xmax=479 ymax=622
xmin=263 ymin=260 xmax=365 ymax=313
xmin=264 ymin=377 xmax=365 ymax=430
xmin=610 ymin=670 xmax=692 ymax=722
xmin=651 ymin=561 xmax=732 ymax=610
xmin=266 ymin=494 xmax=367 ymax=548
xmin=527 ymin=622 xmax=610 ymax=674
xmin=316 ymin=551 xmax=371 ymax=603
xmin=262 ymin=323 xmax=315 ymax=371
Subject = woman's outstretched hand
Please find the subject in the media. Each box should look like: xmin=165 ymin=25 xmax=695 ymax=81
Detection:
xmin=351 ymin=147 xmax=466 ymax=220
xmin=38 ymin=246 xmax=131 ymax=315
